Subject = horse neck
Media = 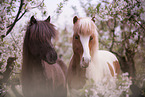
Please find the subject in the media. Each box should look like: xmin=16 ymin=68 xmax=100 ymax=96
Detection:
xmin=71 ymin=54 xmax=86 ymax=77
xmin=86 ymin=51 xmax=105 ymax=82
xmin=67 ymin=54 xmax=87 ymax=89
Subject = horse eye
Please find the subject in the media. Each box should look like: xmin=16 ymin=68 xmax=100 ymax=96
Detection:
xmin=90 ymin=36 xmax=93 ymax=41
xmin=75 ymin=36 xmax=79 ymax=39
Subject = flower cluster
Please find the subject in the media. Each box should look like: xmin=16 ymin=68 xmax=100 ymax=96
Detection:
xmin=78 ymin=73 xmax=132 ymax=97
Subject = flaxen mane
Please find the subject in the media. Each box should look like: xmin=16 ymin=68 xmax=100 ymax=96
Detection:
xmin=73 ymin=17 xmax=97 ymax=36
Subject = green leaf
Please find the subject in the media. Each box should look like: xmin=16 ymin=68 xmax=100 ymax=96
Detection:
xmin=96 ymin=3 xmax=101 ymax=13
xmin=102 ymin=1 xmax=109 ymax=4
xmin=43 ymin=11 xmax=46 ymax=15
xmin=1 ymin=35 xmax=5 ymax=41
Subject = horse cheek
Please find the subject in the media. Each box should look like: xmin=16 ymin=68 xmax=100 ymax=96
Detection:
xmin=89 ymin=36 xmax=97 ymax=58
xmin=73 ymin=39 xmax=83 ymax=57
xmin=89 ymin=40 xmax=94 ymax=57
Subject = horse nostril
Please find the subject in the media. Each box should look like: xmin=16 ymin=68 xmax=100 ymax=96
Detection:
xmin=82 ymin=57 xmax=85 ymax=62
xmin=54 ymin=53 xmax=57 ymax=60
xmin=51 ymin=52 xmax=57 ymax=60
xmin=82 ymin=57 xmax=91 ymax=63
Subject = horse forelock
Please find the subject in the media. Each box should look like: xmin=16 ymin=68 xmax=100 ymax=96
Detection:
xmin=24 ymin=20 xmax=58 ymax=63
xmin=73 ymin=17 xmax=97 ymax=36
xmin=28 ymin=21 xmax=56 ymax=43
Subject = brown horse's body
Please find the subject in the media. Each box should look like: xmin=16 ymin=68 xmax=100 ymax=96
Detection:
xmin=22 ymin=16 xmax=67 ymax=97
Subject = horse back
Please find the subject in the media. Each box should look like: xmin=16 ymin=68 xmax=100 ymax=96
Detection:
xmin=97 ymin=50 xmax=121 ymax=76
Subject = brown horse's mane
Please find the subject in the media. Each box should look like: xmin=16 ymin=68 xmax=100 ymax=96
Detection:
xmin=28 ymin=20 xmax=56 ymax=40
xmin=25 ymin=19 xmax=56 ymax=57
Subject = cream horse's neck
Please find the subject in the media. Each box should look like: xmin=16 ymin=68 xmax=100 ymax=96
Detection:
xmin=86 ymin=51 xmax=114 ymax=83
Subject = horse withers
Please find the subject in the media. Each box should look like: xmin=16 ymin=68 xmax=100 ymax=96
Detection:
xmin=22 ymin=16 xmax=67 ymax=97
xmin=67 ymin=16 xmax=120 ymax=96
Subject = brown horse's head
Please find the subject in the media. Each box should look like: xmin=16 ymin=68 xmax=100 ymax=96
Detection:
xmin=72 ymin=16 xmax=99 ymax=68
xmin=25 ymin=16 xmax=57 ymax=64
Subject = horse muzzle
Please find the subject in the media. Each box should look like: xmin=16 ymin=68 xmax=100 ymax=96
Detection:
xmin=45 ymin=50 xmax=57 ymax=64
xmin=80 ymin=57 xmax=91 ymax=68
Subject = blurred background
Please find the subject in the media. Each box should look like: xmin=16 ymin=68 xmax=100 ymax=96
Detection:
xmin=0 ymin=0 xmax=145 ymax=96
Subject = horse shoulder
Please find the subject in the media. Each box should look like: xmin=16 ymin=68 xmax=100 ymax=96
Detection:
xmin=97 ymin=50 xmax=120 ymax=76
xmin=67 ymin=57 xmax=75 ymax=88
xmin=56 ymin=59 xmax=67 ymax=76
xmin=67 ymin=56 xmax=77 ymax=82
xmin=42 ymin=60 xmax=66 ymax=86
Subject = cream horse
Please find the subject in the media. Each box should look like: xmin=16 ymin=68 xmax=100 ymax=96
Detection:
xmin=67 ymin=16 xmax=120 ymax=97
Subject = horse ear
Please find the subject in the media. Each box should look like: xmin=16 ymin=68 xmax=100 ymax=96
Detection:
xmin=73 ymin=16 xmax=78 ymax=24
xmin=30 ymin=16 xmax=37 ymax=25
xmin=91 ymin=17 xmax=95 ymax=22
xmin=45 ymin=16 xmax=50 ymax=22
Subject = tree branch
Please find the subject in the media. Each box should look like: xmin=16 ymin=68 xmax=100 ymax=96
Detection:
xmin=107 ymin=19 xmax=117 ymax=51
xmin=109 ymin=29 xmax=115 ymax=51
xmin=5 ymin=0 xmax=24 ymax=36
xmin=132 ymin=17 xmax=145 ymax=31
xmin=5 ymin=0 xmax=44 ymax=36
xmin=7 ymin=10 xmax=27 ymax=28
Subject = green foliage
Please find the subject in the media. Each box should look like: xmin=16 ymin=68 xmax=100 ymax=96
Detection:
xmin=96 ymin=3 xmax=101 ymax=13
xmin=56 ymin=0 xmax=68 ymax=16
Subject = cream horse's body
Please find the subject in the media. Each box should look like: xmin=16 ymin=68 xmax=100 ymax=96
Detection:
xmin=67 ymin=16 xmax=120 ymax=97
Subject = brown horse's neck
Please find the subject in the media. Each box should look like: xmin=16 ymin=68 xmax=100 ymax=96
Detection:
xmin=67 ymin=54 xmax=87 ymax=89
xmin=72 ymin=54 xmax=86 ymax=74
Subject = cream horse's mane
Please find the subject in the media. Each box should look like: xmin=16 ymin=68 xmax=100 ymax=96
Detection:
xmin=73 ymin=17 xmax=98 ymax=36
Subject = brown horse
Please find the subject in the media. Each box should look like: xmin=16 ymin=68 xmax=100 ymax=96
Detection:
xmin=67 ymin=16 xmax=120 ymax=96
xmin=22 ymin=16 xmax=67 ymax=97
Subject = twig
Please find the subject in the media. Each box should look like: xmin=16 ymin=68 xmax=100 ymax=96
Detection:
xmin=110 ymin=50 xmax=122 ymax=58
xmin=109 ymin=18 xmax=116 ymax=51
xmin=132 ymin=17 xmax=145 ymax=31
xmin=10 ymin=33 xmax=21 ymax=51
xmin=31 ymin=0 xmax=44 ymax=9
xmin=109 ymin=29 xmax=115 ymax=51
